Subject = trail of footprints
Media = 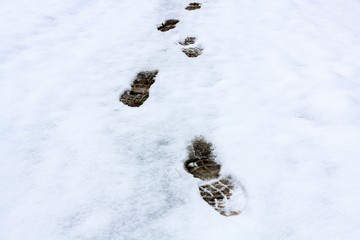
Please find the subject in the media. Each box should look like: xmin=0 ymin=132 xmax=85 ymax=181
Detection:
xmin=119 ymin=2 xmax=247 ymax=216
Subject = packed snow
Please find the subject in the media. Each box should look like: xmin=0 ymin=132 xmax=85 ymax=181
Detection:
xmin=1 ymin=0 xmax=360 ymax=239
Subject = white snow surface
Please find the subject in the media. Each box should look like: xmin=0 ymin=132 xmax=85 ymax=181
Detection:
xmin=1 ymin=0 xmax=360 ymax=239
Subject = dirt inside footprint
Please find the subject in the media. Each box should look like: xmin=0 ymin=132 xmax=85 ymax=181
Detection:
xmin=179 ymin=37 xmax=196 ymax=46
xmin=184 ymin=136 xmax=247 ymax=216
xmin=184 ymin=136 xmax=221 ymax=180
xmin=185 ymin=2 xmax=202 ymax=11
xmin=120 ymin=70 xmax=159 ymax=107
xmin=182 ymin=47 xmax=203 ymax=58
xmin=157 ymin=19 xmax=180 ymax=32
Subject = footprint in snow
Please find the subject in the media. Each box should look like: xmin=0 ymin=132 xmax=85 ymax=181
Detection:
xmin=119 ymin=70 xmax=159 ymax=107
xmin=179 ymin=37 xmax=203 ymax=58
xmin=157 ymin=19 xmax=180 ymax=32
xmin=184 ymin=136 xmax=247 ymax=216
xmin=185 ymin=2 xmax=202 ymax=11
xmin=179 ymin=37 xmax=197 ymax=46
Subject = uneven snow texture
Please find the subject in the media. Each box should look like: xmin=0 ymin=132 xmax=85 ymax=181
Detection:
xmin=1 ymin=0 xmax=360 ymax=239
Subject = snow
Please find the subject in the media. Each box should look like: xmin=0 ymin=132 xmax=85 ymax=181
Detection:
xmin=1 ymin=0 xmax=360 ymax=239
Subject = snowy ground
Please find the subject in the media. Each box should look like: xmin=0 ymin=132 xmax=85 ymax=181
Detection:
xmin=1 ymin=0 xmax=360 ymax=239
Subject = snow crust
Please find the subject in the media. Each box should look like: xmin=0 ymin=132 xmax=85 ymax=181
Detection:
xmin=1 ymin=0 xmax=360 ymax=239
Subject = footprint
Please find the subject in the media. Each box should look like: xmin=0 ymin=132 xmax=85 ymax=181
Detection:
xmin=179 ymin=37 xmax=196 ymax=46
xmin=157 ymin=19 xmax=180 ymax=32
xmin=120 ymin=70 xmax=159 ymax=107
xmin=184 ymin=136 xmax=247 ymax=216
xmin=182 ymin=47 xmax=203 ymax=58
xmin=185 ymin=2 xmax=202 ymax=11
xmin=179 ymin=37 xmax=203 ymax=58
